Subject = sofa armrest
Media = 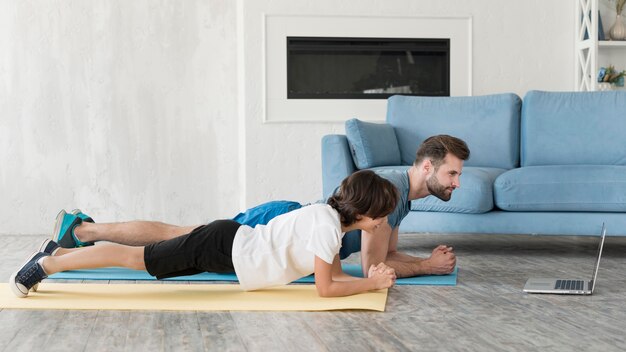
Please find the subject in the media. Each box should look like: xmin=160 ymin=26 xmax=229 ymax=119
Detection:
xmin=321 ymin=134 xmax=356 ymax=198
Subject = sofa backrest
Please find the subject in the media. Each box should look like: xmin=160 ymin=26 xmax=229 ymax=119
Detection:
xmin=386 ymin=93 xmax=521 ymax=169
xmin=521 ymin=90 xmax=626 ymax=166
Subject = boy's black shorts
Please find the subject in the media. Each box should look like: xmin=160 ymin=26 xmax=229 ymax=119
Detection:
xmin=144 ymin=219 xmax=240 ymax=280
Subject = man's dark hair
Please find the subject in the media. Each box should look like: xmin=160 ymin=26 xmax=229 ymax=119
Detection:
xmin=414 ymin=135 xmax=470 ymax=168
xmin=327 ymin=170 xmax=399 ymax=227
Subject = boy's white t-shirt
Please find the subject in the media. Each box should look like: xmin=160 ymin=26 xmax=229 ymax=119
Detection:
xmin=231 ymin=203 xmax=344 ymax=291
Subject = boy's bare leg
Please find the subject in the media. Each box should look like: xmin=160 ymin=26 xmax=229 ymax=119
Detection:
xmin=43 ymin=243 xmax=146 ymax=274
xmin=73 ymin=221 xmax=200 ymax=246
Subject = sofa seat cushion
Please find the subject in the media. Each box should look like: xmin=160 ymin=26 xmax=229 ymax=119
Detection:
xmin=410 ymin=167 xmax=507 ymax=214
xmin=494 ymin=165 xmax=626 ymax=212
xmin=345 ymin=118 xmax=401 ymax=169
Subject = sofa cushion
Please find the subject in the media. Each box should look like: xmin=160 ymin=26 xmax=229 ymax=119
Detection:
xmin=345 ymin=118 xmax=401 ymax=169
xmin=521 ymin=90 xmax=626 ymax=166
xmin=410 ymin=167 xmax=507 ymax=214
xmin=494 ymin=165 xmax=626 ymax=212
xmin=386 ymin=93 xmax=521 ymax=169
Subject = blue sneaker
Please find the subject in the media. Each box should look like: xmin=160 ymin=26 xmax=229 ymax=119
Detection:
xmin=71 ymin=209 xmax=95 ymax=223
xmin=9 ymin=252 xmax=49 ymax=298
xmin=52 ymin=210 xmax=91 ymax=248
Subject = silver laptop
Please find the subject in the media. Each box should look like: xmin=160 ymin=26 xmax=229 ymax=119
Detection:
xmin=523 ymin=223 xmax=606 ymax=295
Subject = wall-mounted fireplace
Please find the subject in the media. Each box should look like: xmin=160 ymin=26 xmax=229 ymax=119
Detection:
xmin=287 ymin=37 xmax=450 ymax=99
xmin=263 ymin=15 xmax=471 ymax=122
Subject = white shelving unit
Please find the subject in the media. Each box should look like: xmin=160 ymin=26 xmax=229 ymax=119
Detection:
xmin=576 ymin=0 xmax=626 ymax=91
xmin=599 ymin=40 xmax=626 ymax=46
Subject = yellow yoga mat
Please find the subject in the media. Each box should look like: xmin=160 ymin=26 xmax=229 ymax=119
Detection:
xmin=0 ymin=283 xmax=387 ymax=312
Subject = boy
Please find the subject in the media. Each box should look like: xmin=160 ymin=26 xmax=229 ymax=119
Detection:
xmin=10 ymin=170 xmax=398 ymax=298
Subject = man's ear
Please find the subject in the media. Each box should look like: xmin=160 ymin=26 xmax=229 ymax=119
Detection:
xmin=422 ymin=159 xmax=433 ymax=173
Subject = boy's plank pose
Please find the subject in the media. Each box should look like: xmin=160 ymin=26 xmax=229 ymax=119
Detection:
xmin=53 ymin=135 xmax=469 ymax=279
xmin=10 ymin=170 xmax=398 ymax=298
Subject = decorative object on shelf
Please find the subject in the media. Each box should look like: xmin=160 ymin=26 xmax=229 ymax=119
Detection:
xmin=609 ymin=0 xmax=626 ymax=40
xmin=597 ymin=65 xmax=626 ymax=90
xmin=599 ymin=11 xmax=606 ymax=40
xmin=584 ymin=11 xmax=606 ymax=40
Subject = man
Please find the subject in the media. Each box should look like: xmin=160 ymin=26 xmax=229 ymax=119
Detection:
xmin=54 ymin=134 xmax=469 ymax=278
xmin=343 ymin=134 xmax=469 ymax=278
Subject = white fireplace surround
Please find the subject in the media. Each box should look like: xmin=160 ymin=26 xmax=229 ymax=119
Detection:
xmin=263 ymin=14 xmax=472 ymax=123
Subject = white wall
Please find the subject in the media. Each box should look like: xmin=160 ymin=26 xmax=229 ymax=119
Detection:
xmin=0 ymin=1 xmax=239 ymax=234
xmin=240 ymin=0 xmax=576 ymax=207
xmin=0 ymin=0 xmax=575 ymax=234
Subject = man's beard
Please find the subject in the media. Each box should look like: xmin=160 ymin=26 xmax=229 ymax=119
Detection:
xmin=426 ymin=173 xmax=452 ymax=201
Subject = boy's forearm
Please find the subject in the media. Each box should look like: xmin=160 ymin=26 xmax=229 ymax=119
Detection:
xmin=316 ymin=278 xmax=379 ymax=297
xmin=316 ymin=255 xmax=382 ymax=296
xmin=331 ymin=271 xmax=361 ymax=282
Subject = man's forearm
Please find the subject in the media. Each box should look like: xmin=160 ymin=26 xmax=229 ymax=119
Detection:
xmin=384 ymin=251 xmax=431 ymax=278
xmin=386 ymin=250 xmax=423 ymax=263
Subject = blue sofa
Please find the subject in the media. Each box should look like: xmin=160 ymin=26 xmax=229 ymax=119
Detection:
xmin=321 ymin=91 xmax=626 ymax=236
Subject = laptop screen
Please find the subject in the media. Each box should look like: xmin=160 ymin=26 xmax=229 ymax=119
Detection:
xmin=589 ymin=223 xmax=607 ymax=293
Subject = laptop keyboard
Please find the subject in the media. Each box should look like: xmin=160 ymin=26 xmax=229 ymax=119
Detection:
xmin=555 ymin=279 xmax=585 ymax=291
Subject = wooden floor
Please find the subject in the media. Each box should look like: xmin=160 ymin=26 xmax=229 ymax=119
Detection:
xmin=1 ymin=232 xmax=625 ymax=352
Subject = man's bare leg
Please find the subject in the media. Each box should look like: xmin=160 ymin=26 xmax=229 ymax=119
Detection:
xmin=73 ymin=221 xmax=200 ymax=246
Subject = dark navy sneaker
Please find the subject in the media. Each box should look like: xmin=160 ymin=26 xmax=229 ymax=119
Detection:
xmin=71 ymin=209 xmax=95 ymax=223
xmin=38 ymin=238 xmax=60 ymax=255
xmin=9 ymin=252 xmax=49 ymax=298
xmin=30 ymin=239 xmax=61 ymax=292
xmin=52 ymin=210 xmax=92 ymax=248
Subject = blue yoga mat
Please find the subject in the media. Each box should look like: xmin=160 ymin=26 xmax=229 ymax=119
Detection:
xmin=49 ymin=264 xmax=457 ymax=286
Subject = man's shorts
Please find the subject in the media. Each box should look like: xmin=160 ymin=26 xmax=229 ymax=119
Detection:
xmin=339 ymin=230 xmax=361 ymax=260
xmin=232 ymin=200 xmax=361 ymax=260
xmin=144 ymin=220 xmax=241 ymax=279
xmin=232 ymin=200 xmax=303 ymax=227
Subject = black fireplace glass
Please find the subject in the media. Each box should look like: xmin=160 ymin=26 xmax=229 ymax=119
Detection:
xmin=287 ymin=37 xmax=450 ymax=99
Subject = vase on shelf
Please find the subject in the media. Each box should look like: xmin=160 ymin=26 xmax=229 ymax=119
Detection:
xmin=609 ymin=14 xmax=626 ymax=40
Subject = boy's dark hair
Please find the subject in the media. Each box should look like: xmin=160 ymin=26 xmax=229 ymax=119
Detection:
xmin=414 ymin=135 xmax=470 ymax=169
xmin=327 ymin=170 xmax=399 ymax=226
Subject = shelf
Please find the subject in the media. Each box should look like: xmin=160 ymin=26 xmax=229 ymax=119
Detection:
xmin=576 ymin=0 xmax=626 ymax=91
xmin=599 ymin=41 xmax=626 ymax=47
